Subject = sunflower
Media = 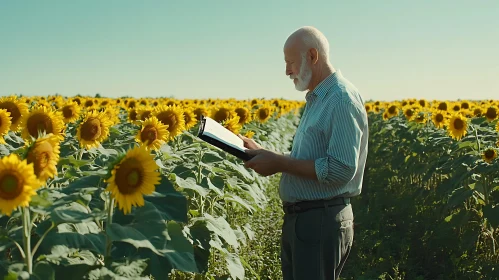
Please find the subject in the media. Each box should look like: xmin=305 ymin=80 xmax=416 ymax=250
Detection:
xmin=0 ymin=96 xmax=30 ymax=132
xmin=234 ymin=106 xmax=252 ymax=124
xmin=222 ymin=116 xmax=242 ymax=134
xmin=211 ymin=106 xmax=235 ymax=123
xmin=496 ymin=121 xmax=499 ymax=133
xmin=105 ymin=145 xmax=161 ymax=215
xmin=76 ymin=110 xmax=113 ymax=150
xmin=410 ymin=111 xmax=427 ymax=124
xmin=365 ymin=104 xmax=373 ymax=113
xmin=21 ymin=105 xmax=65 ymax=142
xmin=0 ymin=109 xmax=12 ymax=144
xmin=382 ymin=111 xmax=389 ymax=120
xmin=436 ymin=101 xmax=449 ymax=111
xmin=255 ymin=105 xmax=273 ymax=123
xmin=153 ymin=105 xmax=185 ymax=140
xmin=192 ymin=106 xmax=209 ymax=121
xmin=182 ymin=109 xmax=198 ymax=130
xmin=446 ymin=113 xmax=468 ymax=141
xmin=386 ymin=104 xmax=399 ymax=117
xmin=128 ymin=109 xmax=138 ymax=123
xmin=25 ymin=133 xmax=61 ymax=185
xmin=482 ymin=148 xmax=497 ymax=164
xmin=473 ymin=107 xmax=483 ymax=117
xmin=402 ymin=106 xmax=418 ymax=121
xmin=0 ymin=154 xmax=39 ymax=216
xmin=135 ymin=117 xmax=169 ymax=150
xmin=244 ymin=131 xmax=255 ymax=139
xmin=59 ymin=101 xmax=81 ymax=123
xmin=484 ymin=106 xmax=498 ymax=121
xmin=431 ymin=110 xmax=447 ymax=129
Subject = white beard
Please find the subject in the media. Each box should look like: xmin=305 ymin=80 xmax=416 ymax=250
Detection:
xmin=290 ymin=54 xmax=312 ymax=91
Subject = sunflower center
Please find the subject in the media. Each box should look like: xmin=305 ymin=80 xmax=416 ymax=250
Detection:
xmin=485 ymin=108 xmax=497 ymax=119
xmin=438 ymin=103 xmax=447 ymax=111
xmin=0 ymin=102 xmax=21 ymax=125
xmin=115 ymin=159 xmax=143 ymax=194
xmin=436 ymin=114 xmax=444 ymax=122
xmin=156 ymin=111 xmax=177 ymax=133
xmin=259 ymin=108 xmax=270 ymax=119
xmin=140 ymin=111 xmax=152 ymax=121
xmin=27 ymin=113 xmax=53 ymax=138
xmin=62 ymin=106 xmax=75 ymax=118
xmin=183 ymin=112 xmax=192 ymax=124
xmin=0 ymin=174 xmax=22 ymax=200
xmin=454 ymin=118 xmax=464 ymax=130
xmin=81 ymin=118 xmax=102 ymax=141
xmin=453 ymin=105 xmax=460 ymax=111
xmin=388 ymin=106 xmax=397 ymax=114
xmin=141 ymin=125 xmax=158 ymax=143
xmin=235 ymin=108 xmax=249 ymax=123
xmin=127 ymin=170 xmax=140 ymax=186
xmin=405 ymin=109 xmax=414 ymax=117
xmin=214 ymin=108 xmax=231 ymax=122
xmin=484 ymin=149 xmax=495 ymax=159
xmin=461 ymin=103 xmax=469 ymax=109
xmin=85 ymin=100 xmax=93 ymax=107
xmin=129 ymin=110 xmax=137 ymax=121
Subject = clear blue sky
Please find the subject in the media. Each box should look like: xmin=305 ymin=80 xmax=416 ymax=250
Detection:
xmin=1 ymin=0 xmax=498 ymax=102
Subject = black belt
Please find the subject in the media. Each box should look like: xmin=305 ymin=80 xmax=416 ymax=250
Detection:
xmin=282 ymin=197 xmax=350 ymax=214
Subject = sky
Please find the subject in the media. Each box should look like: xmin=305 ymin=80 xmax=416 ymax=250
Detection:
xmin=0 ymin=0 xmax=498 ymax=102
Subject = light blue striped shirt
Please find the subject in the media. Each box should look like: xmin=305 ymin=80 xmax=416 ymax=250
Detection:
xmin=279 ymin=70 xmax=369 ymax=203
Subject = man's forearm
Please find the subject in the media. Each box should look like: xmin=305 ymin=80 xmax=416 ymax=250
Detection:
xmin=278 ymin=155 xmax=318 ymax=181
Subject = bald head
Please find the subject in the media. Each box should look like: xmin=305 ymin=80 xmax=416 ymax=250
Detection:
xmin=284 ymin=26 xmax=330 ymax=62
xmin=284 ymin=26 xmax=334 ymax=92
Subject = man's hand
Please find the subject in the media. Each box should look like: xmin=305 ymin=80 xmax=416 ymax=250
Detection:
xmin=238 ymin=134 xmax=262 ymax=150
xmin=243 ymin=149 xmax=285 ymax=177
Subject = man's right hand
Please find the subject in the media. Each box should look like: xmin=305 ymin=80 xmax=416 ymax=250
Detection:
xmin=238 ymin=134 xmax=263 ymax=150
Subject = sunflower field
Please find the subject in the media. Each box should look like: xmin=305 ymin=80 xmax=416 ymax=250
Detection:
xmin=0 ymin=95 xmax=303 ymax=280
xmin=0 ymin=95 xmax=498 ymax=280
xmin=343 ymin=99 xmax=499 ymax=280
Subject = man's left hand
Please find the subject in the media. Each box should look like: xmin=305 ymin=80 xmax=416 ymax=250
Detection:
xmin=244 ymin=149 xmax=285 ymax=176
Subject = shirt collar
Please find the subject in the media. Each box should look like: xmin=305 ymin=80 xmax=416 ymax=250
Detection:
xmin=305 ymin=70 xmax=341 ymax=102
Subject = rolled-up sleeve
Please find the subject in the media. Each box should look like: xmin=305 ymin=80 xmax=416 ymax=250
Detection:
xmin=315 ymin=101 xmax=364 ymax=186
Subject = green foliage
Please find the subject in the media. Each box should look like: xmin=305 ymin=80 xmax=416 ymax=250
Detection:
xmin=0 ymin=109 xmax=300 ymax=280
xmin=341 ymin=112 xmax=499 ymax=280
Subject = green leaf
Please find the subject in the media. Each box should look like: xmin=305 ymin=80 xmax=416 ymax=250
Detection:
xmin=483 ymin=204 xmax=499 ymax=228
xmin=39 ymin=232 xmax=106 ymax=256
xmin=193 ymin=213 xmax=239 ymax=249
xmin=144 ymin=177 xmax=188 ymax=223
xmin=447 ymin=187 xmax=474 ymax=208
xmin=225 ymin=194 xmax=255 ymax=213
xmin=225 ymin=251 xmax=245 ymax=280
xmin=174 ymin=176 xmax=210 ymax=197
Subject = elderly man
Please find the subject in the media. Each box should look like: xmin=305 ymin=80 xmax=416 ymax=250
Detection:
xmin=239 ymin=26 xmax=369 ymax=280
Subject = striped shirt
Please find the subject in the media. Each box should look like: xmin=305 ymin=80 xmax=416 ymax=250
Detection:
xmin=279 ymin=70 xmax=369 ymax=203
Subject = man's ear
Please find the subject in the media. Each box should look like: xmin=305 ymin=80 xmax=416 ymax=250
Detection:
xmin=309 ymin=48 xmax=319 ymax=65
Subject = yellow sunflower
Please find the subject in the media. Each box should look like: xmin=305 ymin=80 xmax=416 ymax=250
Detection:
xmin=25 ymin=133 xmax=61 ymax=185
xmin=431 ymin=110 xmax=448 ymax=129
xmin=386 ymin=104 xmax=399 ymax=118
xmin=105 ymin=145 xmax=161 ymax=215
xmin=244 ymin=131 xmax=255 ymax=139
xmin=446 ymin=113 xmax=468 ymax=141
xmin=135 ymin=117 xmax=169 ymax=150
xmin=222 ymin=116 xmax=242 ymax=135
xmin=484 ymin=106 xmax=498 ymax=122
xmin=211 ymin=105 xmax=236 ymax=123
xmin=59 ymin=101 xmax=81 ymax=123
xmin=255 ymin=105 xmax=273 ymax=123
xmin=153 ymin=104 xmax=185 ymax=140
xmin=76 ymin=110 xmax=113 ymax=150
xmin=0 ymin=109 xmax=12 ymax=144
xmin=496 ymin=121 xmax=499 ymax=133
xmin=21 ymin=105 xmax=65 ymax=142
xmin=0 ymin=154 xmax=39 ymax=216
xmin=0 ymin=96 xmax=30 ymax=132
xmin=234 ymin=106 xmax=253 ymax=124
xmin=192 ymin=106 xmax=209 ymax=121
xmin=482 ymin=148 xmax=497 ymax=164
xmin=182 ymin=109 xmax=198 ymax=130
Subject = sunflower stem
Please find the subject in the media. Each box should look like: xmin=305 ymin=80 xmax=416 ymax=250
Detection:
xmin=105 ymin=197 xmax=115 ymax=260
xmin=32 ymin=223 xmax=55 ymax=257
xmin=21 ymin=206 xmax=33 ymax=274
xmin=475 ymin=125 xmax=481 ymax=153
